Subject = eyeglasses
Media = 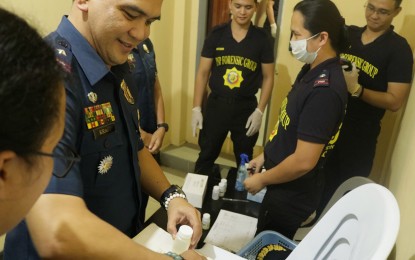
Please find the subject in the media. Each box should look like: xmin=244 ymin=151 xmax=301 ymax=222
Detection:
xmin=364 ymin=3 xmax=395 ymax=17
xmin=31 ymin=143 xmax=81 ymax=178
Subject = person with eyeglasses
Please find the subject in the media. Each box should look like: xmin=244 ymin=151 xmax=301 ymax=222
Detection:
xmin=244 ymin=0 xmax=348 ymax=239
xmin=4 ymin=1 xmax=204 ymax=260
xmin=316 ymin=0 xmax=413 ymax=218
xmin=0 ymin=8 xmax=66 ymax=235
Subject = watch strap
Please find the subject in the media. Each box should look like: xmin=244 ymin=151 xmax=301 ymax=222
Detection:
xmin=157 ymin=122 xmax=169 ymax=132
xmin=160 ymin=185 xmax=187 ymax=210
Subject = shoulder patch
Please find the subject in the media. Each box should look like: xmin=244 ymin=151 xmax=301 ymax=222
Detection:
xmin=45 ymin=32 xmax=73 ymax=73
xmin=314 ymin=70 xmax=330 ymax=88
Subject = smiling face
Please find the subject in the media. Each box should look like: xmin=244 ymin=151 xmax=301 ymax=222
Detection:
xmin=78 ymin=0 xmax=162 ymax=67
xmin=365 ymin=0 xmax=401 ymax=33
xmin=229 ymin=0 xmax=257 ymax=27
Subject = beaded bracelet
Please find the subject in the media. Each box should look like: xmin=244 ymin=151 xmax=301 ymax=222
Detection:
xmin=160 ymin=185 xmax=187 ymax=210
xmin=164 ymin=251 xmax=184 ymax=260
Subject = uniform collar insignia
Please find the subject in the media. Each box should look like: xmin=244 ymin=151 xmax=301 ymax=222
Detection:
xmin=57 ymin=49 xmax=67 ymax=56
xmin=143 ymin=44 xmax=149 ymax=54
xmin=87 ymin=92 xmax=98 ymax=103
xmin=127 ymin=53 xmax=136 ymax=72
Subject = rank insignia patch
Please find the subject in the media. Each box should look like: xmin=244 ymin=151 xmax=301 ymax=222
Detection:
xmin=314 ymin=71 xmax=329 ymax=87
xmin=121 ymin=80 xmax=135 ymax=104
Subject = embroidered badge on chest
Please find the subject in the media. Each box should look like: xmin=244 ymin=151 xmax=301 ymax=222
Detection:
xmin=120 ymin=79 xmax=135 ymax=104
xmin=223 ymin=67 xmax=244 ymax=89
xmin=98 ymin=155 xmax=113 ymax=174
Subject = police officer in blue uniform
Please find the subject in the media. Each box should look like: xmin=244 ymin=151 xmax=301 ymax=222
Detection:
xmin=131 ymin=38 xmax=167 ymax=161
xmin=130 ymin=38 xmax=168 ymax=223
xmin=244 ymin=0 xmax=348 ymax=239
xmin=4 ymin=1 xmax=203 ymax=260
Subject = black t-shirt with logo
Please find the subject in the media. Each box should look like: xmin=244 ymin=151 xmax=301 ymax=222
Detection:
xmin=202 ymin=22 xmax=274 ymax=98
xmin=341 ymin=25 xmax=413 ymax=123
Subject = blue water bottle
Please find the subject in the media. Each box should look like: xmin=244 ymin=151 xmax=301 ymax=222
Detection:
xmin=235 ymin=153 xmax=249 ymax=191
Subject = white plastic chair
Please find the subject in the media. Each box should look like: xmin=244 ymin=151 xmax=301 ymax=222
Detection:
xmin=286 ymin=183 xmax=400 ymax=260
xmin=293 ymin=176 xmax=374 ymax=242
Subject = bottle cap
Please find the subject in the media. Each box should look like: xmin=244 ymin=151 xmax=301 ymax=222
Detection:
xmin=202 ymin=213 xmax=211 ymax=221
xmin=240 ymin=153 xmax=249 ymax=164
xmin=213 ymin=185 xmax=220 ymax=192
xmin=177 ymin=225 xmax=193 ymax=239
xmin=220 ymin=178 xmax=227 ymax=184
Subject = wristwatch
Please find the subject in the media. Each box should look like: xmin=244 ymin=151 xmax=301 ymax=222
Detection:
xmin=157 ymin=123 xmax=169 ymax=132
xmin=160 ymin=185 xmax=187 ymax=210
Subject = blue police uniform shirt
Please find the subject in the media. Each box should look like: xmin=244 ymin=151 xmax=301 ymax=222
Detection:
xmin=4 ymin=16 xmax=145 ymax=259
xmin=131 ymin=38 xmax=158 ymax=133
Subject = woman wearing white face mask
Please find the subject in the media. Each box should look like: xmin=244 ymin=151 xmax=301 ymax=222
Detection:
xmin=244 ymin=0 xmax=349 ymax=239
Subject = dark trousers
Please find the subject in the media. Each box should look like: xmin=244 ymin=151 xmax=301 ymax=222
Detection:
xmin=316 ymin=117 xmax=381 ymax=217
xmin=256 ymin=168 xmax=324 ymax=239
xmin=195 ymin=93 xmax=259 ymax=176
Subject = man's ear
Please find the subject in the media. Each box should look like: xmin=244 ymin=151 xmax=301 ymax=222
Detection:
xmin=75 ymin=0 xmax=89 ymax=12
xmin=393 ymin=6 xmax=402 ymax=18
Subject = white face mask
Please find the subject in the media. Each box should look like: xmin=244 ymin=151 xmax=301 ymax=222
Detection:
xmin=290 ymin=33 xmax=321 ymax=64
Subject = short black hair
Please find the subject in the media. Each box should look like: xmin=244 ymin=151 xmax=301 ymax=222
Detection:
xmin=394 ymin=0 xmax=402 ymax=8
xmin=294 ymin=0 xmax=349 ymax=54
xmin=0 ymin=8 xmax=64 ymax=160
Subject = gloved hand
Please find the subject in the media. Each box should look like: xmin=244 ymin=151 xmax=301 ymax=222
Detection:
xmin=270 ymin=23 xmax=277 ymax=38
xmin=245 ymin=108 xmax=263 ymax=137
xmin=342 ymin=62 xmax=361 ymax=95
xmin=191 ymin=106 xmax=203 ymax=137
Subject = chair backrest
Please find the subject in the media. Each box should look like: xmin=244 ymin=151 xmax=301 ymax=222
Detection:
xmin=287 ymin=183 xmax=400 ymax=260
xmin=293 ymin=176 xmax=374 ymax=242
